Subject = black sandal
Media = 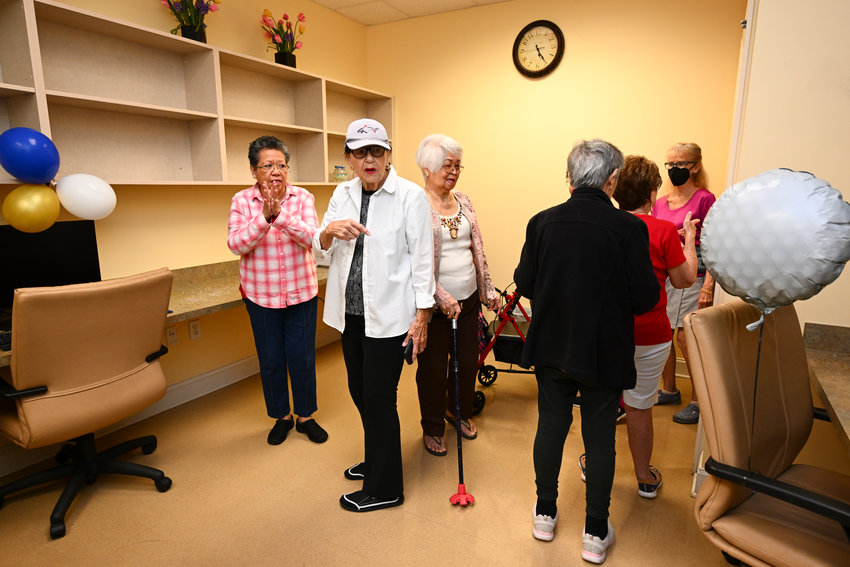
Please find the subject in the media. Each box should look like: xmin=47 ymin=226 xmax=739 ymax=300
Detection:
xmin=445 ymin=413 xmax=478 ymax=440
xmin=424 ymin=435 xmax=447 ymax=456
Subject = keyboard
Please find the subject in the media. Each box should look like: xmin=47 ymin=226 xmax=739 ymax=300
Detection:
xmin=0 ymin=329 xmax=10 ymax=351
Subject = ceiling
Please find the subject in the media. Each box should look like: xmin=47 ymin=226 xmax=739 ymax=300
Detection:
xmin=311 ymin=0 xmax=511 ymax=26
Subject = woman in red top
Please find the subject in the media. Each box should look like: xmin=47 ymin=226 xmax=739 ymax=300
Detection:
xmin=613 ymin=155 xmax=697 ymax=498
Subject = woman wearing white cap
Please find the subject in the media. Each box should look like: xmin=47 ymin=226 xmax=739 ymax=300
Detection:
xmin=314 ymin=118 xmax=435 ymax=512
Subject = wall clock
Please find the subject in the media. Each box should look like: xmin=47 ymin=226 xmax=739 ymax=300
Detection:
xmin=512 ymin=20 xmax=564 ymax=78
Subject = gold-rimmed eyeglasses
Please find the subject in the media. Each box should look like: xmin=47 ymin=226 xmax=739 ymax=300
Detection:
xmin=441 ymin=164 xmax=464 ymax=173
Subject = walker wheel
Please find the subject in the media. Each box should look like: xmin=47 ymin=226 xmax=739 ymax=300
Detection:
xmin=477 ymin=365 xmax=497 ymax=386
xmin=473 ymin=391 xmax=486 ymax=415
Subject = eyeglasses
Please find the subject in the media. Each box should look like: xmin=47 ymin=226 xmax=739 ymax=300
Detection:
xmin=350 ymin=146 xmax=387 ymax=159
xmin=257 ymin=163 xmax=288 ymax=172
xmin=441 ymin=164 xmax=464 ymax=173
xmin=664 ymin=161 xmax=696 ymax=169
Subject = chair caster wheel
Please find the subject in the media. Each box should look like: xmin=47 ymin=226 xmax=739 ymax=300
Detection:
xmin=473 ymin=391 xmax=486 ymax=415
xmin=155 ymin=476 xmax=172 ymax=492
xmin=142 ymin=440 xmax=157 ymax=455
xmin=50 ymin=522 xmax=66 ymax=539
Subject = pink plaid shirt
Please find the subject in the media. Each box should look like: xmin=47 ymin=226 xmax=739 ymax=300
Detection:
xmin=227 ymin=183 xmax=319 ymax=309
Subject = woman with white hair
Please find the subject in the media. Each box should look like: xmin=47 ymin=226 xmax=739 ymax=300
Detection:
xmin=414 ymin=134 xmax=499 ymax=457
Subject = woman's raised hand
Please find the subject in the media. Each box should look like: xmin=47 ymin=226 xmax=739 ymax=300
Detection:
xmin=680 ymin=211 xmax=699 ymax=243
xmin=260 ymin=181 xmax=283 ymax=221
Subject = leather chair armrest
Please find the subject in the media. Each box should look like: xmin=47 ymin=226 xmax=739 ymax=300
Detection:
xmin=0 ymin=376 xmax=47 ymax=400
xmin=705 ymin=456 xmax=850 ymax=540
xmin=813 ymin=407 xmax=831 ymax=422
xmin=145 ymin=344 xmax=169 ymax=363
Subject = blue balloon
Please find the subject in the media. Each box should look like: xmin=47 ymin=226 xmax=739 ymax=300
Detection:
xmin=0 ymin=127 xmax=61 ymax=184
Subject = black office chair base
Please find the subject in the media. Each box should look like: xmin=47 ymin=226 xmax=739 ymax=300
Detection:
xmin=0 ymin=432 xmax=172 ymax=539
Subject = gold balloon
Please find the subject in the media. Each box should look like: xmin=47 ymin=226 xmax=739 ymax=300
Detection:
xmin=2 ymin=184 xmax=61 ymax=233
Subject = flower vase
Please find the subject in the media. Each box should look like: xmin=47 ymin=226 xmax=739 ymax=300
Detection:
xmin=180 ymin=25 xmax=206 ymax=43
xmin=275 ymin=52 xmax=297 ymax=68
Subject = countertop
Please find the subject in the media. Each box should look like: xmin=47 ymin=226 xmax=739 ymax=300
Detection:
xmin=805 ymin=322 xmax=850 ymax=455
xmin=0 ymin=261 xmax=329 ymax=367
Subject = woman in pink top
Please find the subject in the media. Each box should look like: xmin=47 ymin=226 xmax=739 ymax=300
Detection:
xmin=651 ymin=142 xmax=716 ymax=425
xmin=227 ymin=136 xmax=327 ymax=446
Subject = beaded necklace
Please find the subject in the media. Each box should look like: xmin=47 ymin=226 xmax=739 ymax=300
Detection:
xmin=440 ymin=201 xmax=463 ymax=239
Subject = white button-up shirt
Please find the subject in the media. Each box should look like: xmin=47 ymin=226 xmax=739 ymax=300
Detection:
xmin=314 ymin=167 xmax=435 ymax=338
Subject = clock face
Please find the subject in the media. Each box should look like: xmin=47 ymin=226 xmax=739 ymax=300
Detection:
xmin=513 ymin=20 xmax=564 ymax=78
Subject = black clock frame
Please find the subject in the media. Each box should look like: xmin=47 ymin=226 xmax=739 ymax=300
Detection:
xmin=512 ymin=19 xmax=565 ymax=78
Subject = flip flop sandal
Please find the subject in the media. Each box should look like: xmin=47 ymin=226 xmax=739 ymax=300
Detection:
xmin=424 ymin=435 xmax=447 ymax=457
xmin=445 ymin=414 xmax=478 ymax=440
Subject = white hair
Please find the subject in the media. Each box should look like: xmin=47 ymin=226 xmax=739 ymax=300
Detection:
xmin=415 ymin=134 xmax=463 ymax=182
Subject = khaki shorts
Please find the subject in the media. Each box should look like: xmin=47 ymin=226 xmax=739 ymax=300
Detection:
xmin=666 ymin=275 xmax=705 ymax=329
xmin=623 ymin=341 xmax=671 ymax=410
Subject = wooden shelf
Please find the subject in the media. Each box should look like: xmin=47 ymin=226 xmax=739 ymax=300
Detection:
xmin=0 ymin=0 xmax=393 ymax=187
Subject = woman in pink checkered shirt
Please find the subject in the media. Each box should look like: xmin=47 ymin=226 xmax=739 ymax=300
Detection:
xmin=227 ymin=136 xmax=328 ymax=446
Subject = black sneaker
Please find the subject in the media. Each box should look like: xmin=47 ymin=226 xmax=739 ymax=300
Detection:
xmin=344 ymin=462 xmax=366 ymax=480
xmin=267 ymin=418 xmax=294 ymax=445
xmin=295 ymin=419 xmax=329 ymax=443
xmin=340 ymin=490 xmax=404 ymax=512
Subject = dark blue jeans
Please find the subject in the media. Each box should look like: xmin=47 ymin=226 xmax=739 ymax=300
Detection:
xmin=533 ymin=365 xmax=621 ymax=520
xmin=341 ymin=314 xmax=406 ymax=499
xmin=243 ymin=296 xmax=318 ymax=419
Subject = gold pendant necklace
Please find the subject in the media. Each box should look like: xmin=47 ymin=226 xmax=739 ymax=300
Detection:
xmin=440 ymin=203 xmax=463 ymax=239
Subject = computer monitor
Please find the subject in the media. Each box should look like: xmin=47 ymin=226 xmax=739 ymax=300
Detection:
xmin=0 ymin=220 xmax=102 ymax=327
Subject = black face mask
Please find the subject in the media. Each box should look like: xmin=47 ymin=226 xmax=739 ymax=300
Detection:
xmin=668 ymin=166 xmax=691 ymax=186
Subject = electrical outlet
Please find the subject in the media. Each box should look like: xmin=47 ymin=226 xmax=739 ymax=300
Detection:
xmin=188 ymin=319 xmax=201 ymax=341
xmin=165 ymin=325 xmax=178 ymax=345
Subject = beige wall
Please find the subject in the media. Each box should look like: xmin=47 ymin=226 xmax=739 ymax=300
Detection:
xmin=367 ymin=0 xmax=747 ymax=289
xmin=733 ymin=0 xmax=850 ymax=327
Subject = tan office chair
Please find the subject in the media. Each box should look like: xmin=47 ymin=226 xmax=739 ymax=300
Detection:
xmin=684 ymin=299 xmax=850 ymax=566
xmin=0 ymin=268 xmax=174 ymax=539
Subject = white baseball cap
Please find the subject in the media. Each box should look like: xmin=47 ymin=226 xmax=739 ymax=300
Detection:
xmin=345 ymin=118 xmax=391 ymax=151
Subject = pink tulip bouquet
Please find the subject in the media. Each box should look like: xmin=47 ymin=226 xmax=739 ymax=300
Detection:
xmin=260 ymin=10 xmax=306 ymax=54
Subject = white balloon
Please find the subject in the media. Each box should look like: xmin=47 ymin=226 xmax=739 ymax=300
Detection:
xmin=56 ymin=173 xmax=117 ymax=220
xmin=702 ymin=169 xmax=850 ymax=310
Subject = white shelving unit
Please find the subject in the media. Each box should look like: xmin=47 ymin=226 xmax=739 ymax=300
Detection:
xmin=0 ymin=0 xmax=394 ymax=188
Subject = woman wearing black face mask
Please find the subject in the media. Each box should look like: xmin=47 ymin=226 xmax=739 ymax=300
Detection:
xmin=650 ymin=142 xmax=716 ymax=425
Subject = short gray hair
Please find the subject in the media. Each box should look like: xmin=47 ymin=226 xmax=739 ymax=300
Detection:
xmin=566 ymin=139 xmax=624 ymax=189
xmin=415 ymin=134 xmax=463 ymax=183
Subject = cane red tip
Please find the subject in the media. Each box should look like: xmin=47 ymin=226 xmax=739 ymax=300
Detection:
xmin=450 ymin=484 xmax=475 ymax=505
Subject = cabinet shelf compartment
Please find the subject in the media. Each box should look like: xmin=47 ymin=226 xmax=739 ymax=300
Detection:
xmin=219 ymin=51 xmax=323 ymax=131
xmin=35 ymin=6 xmax=216 ymax=114
xmin=325 ymin=80 xmax=393 ymax=136
xmin=0 ymin=0 xmax=35 ymax=89
xmin=0 ymin=90 xmax=40 ymax=183
xmin=224 ymin=123 xmax=324 ymax=186
xmin=47 ymin=103 xmax=222 ymax=183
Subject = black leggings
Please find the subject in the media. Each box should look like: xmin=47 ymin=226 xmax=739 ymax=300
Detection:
xmin=533 ymin=366 xmax=621 ymax=520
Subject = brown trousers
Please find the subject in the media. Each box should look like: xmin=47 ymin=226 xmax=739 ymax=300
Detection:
xmin=415 ymin=293 xmax=480 ymax=437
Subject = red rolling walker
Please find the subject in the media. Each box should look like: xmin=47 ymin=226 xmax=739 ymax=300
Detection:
xmin=472 ymin=284 xmax=534 ymax=415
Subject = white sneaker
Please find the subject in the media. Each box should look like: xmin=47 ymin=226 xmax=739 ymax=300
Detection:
xmin=532 ymin=503 xmax=558 ymax=541
xmin=581 ymin=519 xmax=615 ymax=564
